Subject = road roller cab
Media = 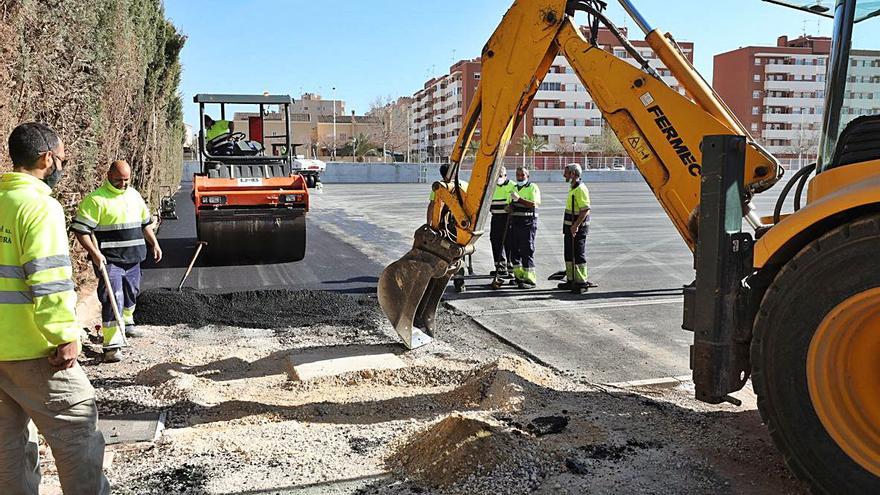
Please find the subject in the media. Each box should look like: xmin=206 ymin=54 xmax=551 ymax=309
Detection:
xmin=193 ymin=94 xmax=309 ymax=264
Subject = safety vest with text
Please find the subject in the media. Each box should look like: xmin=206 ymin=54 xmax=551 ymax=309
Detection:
xmin=71 ymin=181 xmax=152 ymax=264
xmin=0 ymin=172 xmax=79 ymax=361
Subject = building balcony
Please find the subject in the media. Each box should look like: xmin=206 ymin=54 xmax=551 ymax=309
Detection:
xmin=763 ymin=96 xmax=823 ymax=107
xmin=763 ymin=113 xmax=823 ymax=124
xmin=764 ymin=80 xmax=824 ymax=92
xmin=533 ymin=107 xmax=601 ymax=119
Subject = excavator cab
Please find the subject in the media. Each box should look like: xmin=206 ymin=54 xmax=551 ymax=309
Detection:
xmin=193 ymin=94 xmax=309 ymax=264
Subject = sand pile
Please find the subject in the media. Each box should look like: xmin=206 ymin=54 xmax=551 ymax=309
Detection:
xmin=442 ymin=355 xmax=564 ymax=411
xmin=388 ymin=415 xmax=530 ymax=488
xmin=134 ymin=288 xmax=385 ymax=331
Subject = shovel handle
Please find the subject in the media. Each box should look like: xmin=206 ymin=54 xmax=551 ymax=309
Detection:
xmin=91 ymin=234 xmax=128 ymax=347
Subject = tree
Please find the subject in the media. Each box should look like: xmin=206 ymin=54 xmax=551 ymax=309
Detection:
xmin=784 ymin=126 xmax=820 ymax=169
xmin=465 ymin=139 xmax=481 ymax=160
xmin=337 ymin=133 xmax=378 ymax=162
xmin=518 ymin=134 xmax=548 ymax=167
xmin=368 ymin=95 xmax=411 ymax=162
xmin=590 ymin=125 xmax=624 ymax=156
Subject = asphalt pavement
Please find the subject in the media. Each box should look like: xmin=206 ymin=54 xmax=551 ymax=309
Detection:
xmin=140 ymin=182 xmax=383 ymax=294
xmin=311 ymin=182 xmax=695 ymax=383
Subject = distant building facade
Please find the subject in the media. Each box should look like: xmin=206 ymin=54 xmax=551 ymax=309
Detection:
xmin=714 ymin=35 xmax=880 ymax=160
xmin=233 ymin=93 xmax=380 ymax=159
xmin=408 ymin=28 xmax=693 ymax=162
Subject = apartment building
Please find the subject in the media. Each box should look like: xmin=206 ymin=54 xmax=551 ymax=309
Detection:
xmin=409 ymin=28 xmax=693 ymax=161
xmin=714 ymin=35 xmax=880 ymax=159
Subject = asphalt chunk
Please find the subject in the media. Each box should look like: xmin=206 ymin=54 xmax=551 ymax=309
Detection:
xmin=134 ymin=288 xmax=385 ymax=331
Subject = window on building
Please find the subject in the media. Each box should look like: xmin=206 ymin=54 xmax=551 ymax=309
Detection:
xmin=755 ymin=57 xmax=761 ymax=66
xmin=752 ymin=106 xmax=760 ymax=115
xmin=754 ymin=74 xmax=761 ymax=82
xmin=753 ymin=90 xmax=761 ymax=99
xmin=539 ymin=82 xmax=562 ymax=91
xmin=751 ymin=123 xmax=759 ymax=131
xmin=474 ymin=73 xmax=481 ymax=80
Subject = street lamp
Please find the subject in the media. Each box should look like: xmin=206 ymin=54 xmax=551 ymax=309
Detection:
xmin=332 ymin=86 xmax=337 ymax=160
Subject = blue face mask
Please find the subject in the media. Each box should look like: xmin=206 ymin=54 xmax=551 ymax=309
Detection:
xmin=516 ymin=179 xmax=527 ymax=187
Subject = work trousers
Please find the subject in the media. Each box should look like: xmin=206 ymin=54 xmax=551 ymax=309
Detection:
xmin=564 ymin=227 xmax=589 ymax=284
xmin=510 ymin=217 xmax=538 ymax=284
xmin=0 ymin=359 xmax=109 ymax=495
xmin=96 ymin=261 xmax=142 ymax=350
xmin=489 ymin=213 xmax=513 ymax=269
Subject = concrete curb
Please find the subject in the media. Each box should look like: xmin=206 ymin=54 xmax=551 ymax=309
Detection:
xmin=607 ymin=375 xmax=692 ymax=390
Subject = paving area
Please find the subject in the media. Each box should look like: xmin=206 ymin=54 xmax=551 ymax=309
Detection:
xmin=311 ymin=182 xmax=695 ymax=384
xmin=36 ymin=179 xmax=810 ymax=494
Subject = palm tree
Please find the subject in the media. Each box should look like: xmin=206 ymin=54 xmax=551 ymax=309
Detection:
xmin=518 ymin=134 xmax=548 ymax=167
xmin=352 ymin=133 xmax=378 ymax=162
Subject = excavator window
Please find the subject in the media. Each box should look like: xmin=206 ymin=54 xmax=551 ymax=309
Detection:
xmin=815 ymin=0 xmax=880 ymax=171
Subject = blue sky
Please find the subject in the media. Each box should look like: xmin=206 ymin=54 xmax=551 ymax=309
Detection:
xmin=165 ymin=1 xmax=840 ymax=129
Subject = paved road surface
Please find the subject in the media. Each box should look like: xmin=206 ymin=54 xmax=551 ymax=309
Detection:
xmin=145 ymin=178 xmax=791 ymax=384
xmin=141 ymin=182 xmax=383 ymax=294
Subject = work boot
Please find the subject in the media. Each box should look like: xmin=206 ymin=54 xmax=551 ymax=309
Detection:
xmin=505 ymin=264 xmax=515 ymax=278
xmin=518 ymin=280 xmax=536 ymax=290
xmin=103 ymin=349 xmax=124 ymax=363
xmin=557 ymin=281 xmax=574 ymax=290
xmin=125 ymin=325 xmax=144 ymax=338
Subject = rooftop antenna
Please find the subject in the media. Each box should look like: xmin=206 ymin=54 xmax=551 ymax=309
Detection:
xmin=452 ymin=48 xmax=456 ymax=64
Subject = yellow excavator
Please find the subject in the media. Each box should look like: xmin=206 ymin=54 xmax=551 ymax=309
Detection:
xmin=379 ymin=0 xmax=880 ymax=492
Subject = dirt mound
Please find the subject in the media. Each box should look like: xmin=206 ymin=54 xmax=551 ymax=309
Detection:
xmin=442 ymin=355 xmax=563 ymax=411
xmin=134 ymin=288 xmax=385 ymax=331
xmin=388 ymin=415 xmax=528 ymax=488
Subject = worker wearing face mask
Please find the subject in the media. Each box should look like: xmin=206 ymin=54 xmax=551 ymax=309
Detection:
xmin=489 ymin=166 xmax=516 ymax=279
xmin=508 ymin=166 xmax=541 ymax=289
xmin=559 ymin=163 xmax=595 ymax=294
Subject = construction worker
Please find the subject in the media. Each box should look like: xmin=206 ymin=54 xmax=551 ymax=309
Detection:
xmin=559 ymin=163 xmax=594 ymax=294
xmin=427 ymin=163 xmax=469 ymax=291
xmin=71 ymin=160 xmax=162 ymax=363
xmin=0 ymin=123 xmax=110 ymax=494
xmin=508 ymin=166 xmax=541 ymax=289
xmin=490 ymin=166 xmax=515 ymax=278
xmin=204 ymin=114 xmax=234 ymax=142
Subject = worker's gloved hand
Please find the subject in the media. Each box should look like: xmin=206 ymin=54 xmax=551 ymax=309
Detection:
xmin=48 ymin=341 xmax=80 ymax=370
xmin=90 ymin=252 xmax=107 ymax=267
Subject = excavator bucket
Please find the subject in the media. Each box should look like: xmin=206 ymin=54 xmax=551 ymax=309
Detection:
xmin=378 ymin=225 xmax=468 ymax=349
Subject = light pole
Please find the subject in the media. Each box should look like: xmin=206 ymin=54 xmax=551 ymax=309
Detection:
xmin=332 ymin=86 xmax=337 ymax=161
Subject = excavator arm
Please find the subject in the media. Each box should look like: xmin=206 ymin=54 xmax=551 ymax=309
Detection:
xmin=379 ymin=0 xmax=782 ymax=349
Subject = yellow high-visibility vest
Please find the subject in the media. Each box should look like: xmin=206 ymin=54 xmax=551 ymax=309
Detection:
xmin=0 ymin=172 xmax=79 ymax=361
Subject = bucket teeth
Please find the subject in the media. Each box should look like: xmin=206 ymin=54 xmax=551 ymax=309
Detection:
xmin=378 ymin=225 xmax=465 ymax=349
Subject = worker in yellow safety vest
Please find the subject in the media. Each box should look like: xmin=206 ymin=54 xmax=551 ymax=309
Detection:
xmin=0 ymin=123 xmax=110 ymax=494
xmin=490 ymin=166 xmax=516 ymax=279
xmin=71 ymin=160 xmax=162 ymax=363
xmin=508 ymin=166 xmax=541 ymax=289
xmin=559 ymin=163 xmax=596 ymax=294
xmin=204 ymin=114 xmax=233 ymax=142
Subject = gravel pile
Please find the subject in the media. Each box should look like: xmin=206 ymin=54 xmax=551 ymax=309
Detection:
xmin=134 ymin=288 xmax=385 ymax=331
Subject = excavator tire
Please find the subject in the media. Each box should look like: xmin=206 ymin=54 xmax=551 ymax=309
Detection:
xmin=752 ymin=214 xmax=880 ymax=494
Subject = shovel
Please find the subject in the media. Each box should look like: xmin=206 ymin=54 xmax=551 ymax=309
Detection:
xmin=91 ymin=234 xmax=128 ymax=348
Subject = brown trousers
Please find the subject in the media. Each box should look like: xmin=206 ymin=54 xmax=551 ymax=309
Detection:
xmin=0 ymin=358 xmax=109 ymax=495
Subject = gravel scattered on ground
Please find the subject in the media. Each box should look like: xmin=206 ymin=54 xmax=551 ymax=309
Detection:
xmin=41 ymin=290 xmax=811 ymax=495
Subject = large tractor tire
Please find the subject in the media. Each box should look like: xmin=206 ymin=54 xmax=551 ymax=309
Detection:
xmin=752 ymin=214 xmax=880 ymax=494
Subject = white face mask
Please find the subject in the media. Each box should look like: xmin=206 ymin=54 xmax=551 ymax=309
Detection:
xmin=516 ymin=179 xmax=527 ymax=187
xmin=496 ymin=177 xmax=506 ymax=186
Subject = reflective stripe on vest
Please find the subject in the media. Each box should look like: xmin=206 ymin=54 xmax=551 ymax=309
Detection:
xmin=491 ymin=180 xmax=514 ymax=214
